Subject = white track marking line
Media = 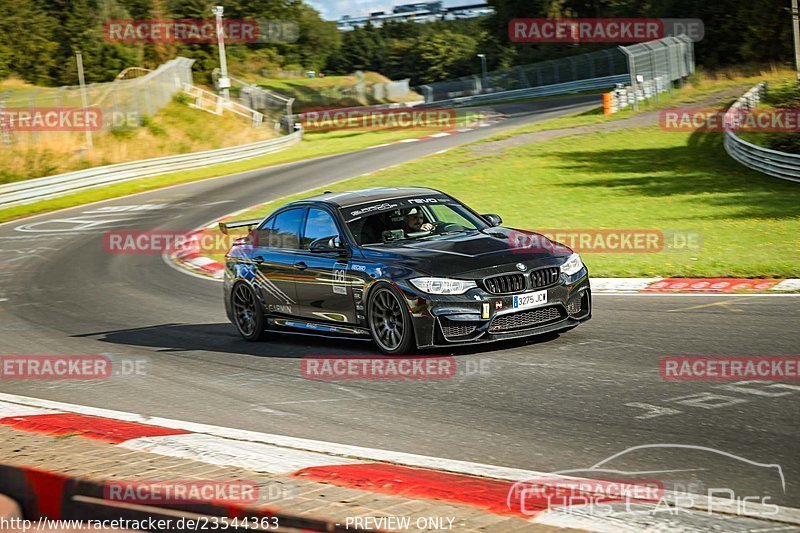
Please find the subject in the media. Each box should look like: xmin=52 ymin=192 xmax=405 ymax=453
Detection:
xmin=0 ymin=400 xmax=61 ymax=418
xmin=187 ymin=256 xmax=219 ymax=268
xmin=120 ymin=433 xmax=360 ymax=474
xmin=0 ymin=392 xmax=547 ymax=480
xmin=163 ymin=255 xmax=221 ymax=282
xmin=590 ymin=278 xmax=662 ymax=291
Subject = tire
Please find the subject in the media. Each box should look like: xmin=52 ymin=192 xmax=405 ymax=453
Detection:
xmin=367 ymin=284 xmax=416 ymax=355
xmin=231 ymin=282 xmax=270 ymax=341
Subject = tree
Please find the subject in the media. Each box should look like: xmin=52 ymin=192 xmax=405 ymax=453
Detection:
xmin=291 ymin=4 xmax=340 ymax=72
xmin=416 ymin=30 xmax=479 ymax=84
xmin=335 ymin=24 xmax=385 ymax=72
xmin=0 ymin=0 xmax=59 ymax=84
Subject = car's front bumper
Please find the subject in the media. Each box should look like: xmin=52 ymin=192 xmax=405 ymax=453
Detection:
xmin=398 ymin=271 xmax=592 ymax=348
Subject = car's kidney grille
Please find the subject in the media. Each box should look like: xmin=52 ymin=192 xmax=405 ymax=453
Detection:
xmin=530 ymin=267 xmax=560 ymax=289
xmin=489 ymin=306 xmax=564 ymax=332
xmin=483 ymin=273 xmax=525 ymax=294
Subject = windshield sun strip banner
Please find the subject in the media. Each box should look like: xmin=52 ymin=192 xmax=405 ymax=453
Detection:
xmin=343 ymin=196 xmax=457 ymax=221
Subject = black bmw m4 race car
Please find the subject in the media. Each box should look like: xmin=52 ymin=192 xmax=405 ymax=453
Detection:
xmin=221 ymin=187 xmax=591 ymax=354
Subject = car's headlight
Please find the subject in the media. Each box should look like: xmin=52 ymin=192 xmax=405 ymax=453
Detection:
xmin=560 ymin=253 xmax=584 ymax=276
xmin=410 ymin=277 xmax=477 ymax=295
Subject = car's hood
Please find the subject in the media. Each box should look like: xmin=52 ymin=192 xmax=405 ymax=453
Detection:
xmin=359 ymin=227 xmax=572 ymax=278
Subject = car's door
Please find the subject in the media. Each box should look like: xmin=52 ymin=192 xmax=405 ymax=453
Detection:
xmin=293 ymin=207 xmax=358 ymax=324
xmin=250 ymin=207 xmax=306 ymax=317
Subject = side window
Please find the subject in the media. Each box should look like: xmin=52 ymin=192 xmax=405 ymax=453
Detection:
xmin=268 ymin=208 xmax=305 ymax=249
xmin=252 ymin=217 xmax=274 ymax=248
xmin=302 ymin=208 xmax=341 ymax=249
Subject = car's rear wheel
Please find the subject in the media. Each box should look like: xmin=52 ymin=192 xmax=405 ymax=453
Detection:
xmin=368 ymin=284 xmax=415 ymax=355
xmin=231 ymin=282 xmax=269 ymax=341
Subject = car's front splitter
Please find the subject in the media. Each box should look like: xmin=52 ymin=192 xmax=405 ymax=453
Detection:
xmin=425 ymin=313 xmax=590 ymax=349
xmin=402 ymin=275 xmax=591 ymax=348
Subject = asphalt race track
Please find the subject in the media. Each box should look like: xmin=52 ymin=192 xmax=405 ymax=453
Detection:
xmin=0 ymin=94 xmax=797 ymax=508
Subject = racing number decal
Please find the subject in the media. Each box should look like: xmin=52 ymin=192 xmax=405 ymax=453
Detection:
xmin=332 ymin=264 xmax=347 ymax=295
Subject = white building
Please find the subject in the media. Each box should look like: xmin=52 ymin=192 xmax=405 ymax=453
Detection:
xmin=336 ymin=2 xmax=493 ymax=31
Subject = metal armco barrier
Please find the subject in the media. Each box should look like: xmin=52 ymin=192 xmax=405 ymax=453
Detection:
xmin=0 ymin=464 xmax=368 ymax=532
xmin=724 ymin=82 xmax=800 ymax=183
xmin=415 ymin=74 xmax=629 ymax=108
xmin=0 ymin=129 xmax=303 ymax=209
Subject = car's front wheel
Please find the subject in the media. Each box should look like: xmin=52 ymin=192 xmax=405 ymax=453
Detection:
xmin=231 ymin=282 xmax=269 ymax=341
xmin=368 ymin=284 xmax=416 ymax=355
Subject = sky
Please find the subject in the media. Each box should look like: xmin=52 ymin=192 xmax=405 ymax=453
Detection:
xmin=306 ymin=0 xmax=477 ymax=21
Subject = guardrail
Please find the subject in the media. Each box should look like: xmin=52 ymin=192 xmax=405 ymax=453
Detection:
xmin=0 ymin=129 xmax=303 ymax=209
xmin=723 ymin=82 xmax=800 ymax=183
xmin=415 ymin=74 xmax=628 ymax=108
xmin=183 ymin=83 xmax=265 ymax=128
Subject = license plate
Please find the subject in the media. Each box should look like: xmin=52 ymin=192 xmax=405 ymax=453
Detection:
xmin=513 ymin=290 xmax=548 ymax=310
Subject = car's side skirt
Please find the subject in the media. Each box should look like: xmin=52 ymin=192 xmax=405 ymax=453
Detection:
xmin=269 ymin=317 xmax=371 ymax=337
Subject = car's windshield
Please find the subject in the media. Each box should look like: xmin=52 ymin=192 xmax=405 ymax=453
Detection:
xmin=345 ymin=199 xmax=487 ymax=246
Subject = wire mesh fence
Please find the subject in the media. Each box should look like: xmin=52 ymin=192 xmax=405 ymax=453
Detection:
xmin=419 ymin=36 xmax=694 ymax=104
xmin=419 ymin=48 xmax=628 ymax=102
xmin=0 ymin=57 xmax=194 ymax=147
xmin=233 ymin=73 xmax=413 ymax=131
xmin=618 ymin=35 xmax=694 ymax=108
xmin=621 ymin=36 xmax=694 ymax=86
xmin=213 ymin=70 xmax=293 ymax=133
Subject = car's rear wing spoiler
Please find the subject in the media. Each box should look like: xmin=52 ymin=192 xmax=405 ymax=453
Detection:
xmin=218 ymin=218 xmax=261 ymax=235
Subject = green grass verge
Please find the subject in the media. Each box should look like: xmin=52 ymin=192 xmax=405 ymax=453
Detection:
xmin=0 ymin=127 xmax=451 ymax=223
xmin=223 ymin=89 xmax=799 ymax=278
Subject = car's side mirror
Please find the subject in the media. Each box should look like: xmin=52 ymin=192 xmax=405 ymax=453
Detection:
xmin=309 ymin=236 xmax=348 ymax=255
xmin=482 ymin=214 xmax=502 ymax=227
